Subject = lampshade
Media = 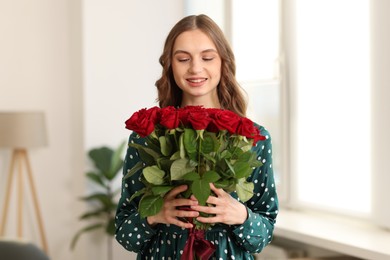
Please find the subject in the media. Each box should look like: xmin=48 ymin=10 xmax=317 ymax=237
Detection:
xmin=0 ymin=112 xmax=47 ymax=148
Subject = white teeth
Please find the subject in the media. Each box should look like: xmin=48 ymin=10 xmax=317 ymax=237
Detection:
xmin=188 ymin=79 xmax=205 ymax=83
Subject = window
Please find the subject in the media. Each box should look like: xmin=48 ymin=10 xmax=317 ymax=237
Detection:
xmin=230 ymin=0 xmax=282 ymax=192
xmin=289 ymin=0 xmax=371 ymax=215
xmin=184 ymin=0 xmax=283 ymax=196
xmin=186 ymin=0 xmax=372 ymax=216
xmin=231 ymin=1 xmax=279 ymax=82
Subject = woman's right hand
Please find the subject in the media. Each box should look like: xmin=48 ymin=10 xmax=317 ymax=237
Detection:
xmin=146 ymin=185 xmax=199 ymax=229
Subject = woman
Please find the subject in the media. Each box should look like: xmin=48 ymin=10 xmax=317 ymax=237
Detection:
xmin=115 ymin=14 xmax=278 ymax=259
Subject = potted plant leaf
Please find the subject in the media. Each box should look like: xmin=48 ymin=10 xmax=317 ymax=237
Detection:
xmin=71 ymin=141 xmax=126 ymax=260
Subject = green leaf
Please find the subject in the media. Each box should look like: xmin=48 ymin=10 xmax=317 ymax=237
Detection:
xmin=86 ymin=172 xmax=106 ymax=188
xmin=217 ymin=131 xmax=229 ymax=152
xmin=214 ymin=178 xmax=236 ymax=192
xmin=226 ymin=159 xmax=235 ymax=175
xmin=124 ymin=161 xmax=144 ymax=179
xmin=159 ymin=136 xmax=172 ymax=156
xmin=183 ymin=128 xmax=197 ymax=161
xmin=105 ymin=217 xmax=116 ymax=235
xmin=129 ymin=143 xmax=161 ymax=160
xmin=139 ymin=195 xmax=164 ymax=218
xmin=231 ymin=147 xmax=244 ymax=159
xmin=239 ymin=141 xmax=253 ymax=152
xmin=201 ymin=132 xmax=219 ymax=154
xmin=246 ymin=152 xmax=263 ymax=168
xmin=179 ymin=133 xmax=186 ymax=159
xmin=236 ymin=178 xmax=254 ymax=203
xmin=220 ymin=150 xmax=231 ymax=159
xmin=170 ymin=158 xmax=195 ymax=180
xmin=79 ymin=209 xmax=105 ymax=220
xmin=89 ymin=147 xmax=113 ymax=175
xmin=151 ymin=185 xmax=174 ymax=195
xmin=170 ymin=151 xmax=181 ymax=160
xmin=70 ymin=223 xmax=104 ymax=250
xmin=144 ymin=135 xmax=161 ymax=153
xmin=107 ymin=140 xmax=126 ymax=180
xmin=137 ymin=148 xmax=156 ymax=166
xmin=129 ymin=187 xmax=147 ymax=203
xmin=237 ymin=150 xmax=252 ymax=162
xmin=180 ymin=186 xmax=193 ymax=199
xmin=202 ymin=153 xmax=216 ymax=164
xmin=182 ymin=171 xmax=200 ymax=181
xmin=233 ymin=162 xmax=252 ymax=179
xmin=157 ymin=157 xmax=173 ymax=172
xmin=143 ymin=166 xmax=165 ymax=185
xmin=192 ymin=179 xmax=211 ymax=206
xmin=250 ymin=159 xmax=262 ymax=168
xmin=202 ymin=171 xmax=220 ymax=183
xmin=80 ymin=193 xmax=114 ymax=209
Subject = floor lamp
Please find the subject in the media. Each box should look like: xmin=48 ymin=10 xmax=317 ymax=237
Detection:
xmin=0 ymin=112 xmax=49 ymax=254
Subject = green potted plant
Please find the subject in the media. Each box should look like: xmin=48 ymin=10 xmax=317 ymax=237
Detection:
xmin=71 ymin=141 xmax=126 ymax=260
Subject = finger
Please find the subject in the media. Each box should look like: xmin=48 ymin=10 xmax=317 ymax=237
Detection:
xmin=191 ymin=204 xmax=218 ymax=215
xmin=196 ymin=215 xmax=220 ymax=224
xmin=172 ymin=198 xmax=199 ymax=207
xmin=174 ymin=208 xmax=199 ymax=218
xmin=209 ymin=183 xmax=224 ymax=196
xmin=190 ymin=194 xmax=198 ymax=201
xmin=205 ymin=195 xmax=219 ymax=205
xmin=178 ymin=222 xmax=193 ymax=229
xmin=168 ymin=216 xmax=194 ymax=229
xmin=165 ymin=185 xmax=188 ymax=199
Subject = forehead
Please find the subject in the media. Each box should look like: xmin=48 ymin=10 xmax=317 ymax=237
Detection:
xmin=173 ymin=29 xmax=217 ymax=53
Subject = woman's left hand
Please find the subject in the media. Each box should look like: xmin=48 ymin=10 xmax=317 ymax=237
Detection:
xmin=190 ymin=183 xmax=248 ymax=226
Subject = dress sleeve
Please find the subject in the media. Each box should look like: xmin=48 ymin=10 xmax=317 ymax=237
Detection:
xmin=231 ymin=126 xmax=279 ymax=253
xmin=114 ymin=133 xmax=157 ymax=253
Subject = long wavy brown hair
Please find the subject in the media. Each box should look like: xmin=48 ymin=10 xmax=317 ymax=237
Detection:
xmin=155 ymin=14 xmax=247 ymax=117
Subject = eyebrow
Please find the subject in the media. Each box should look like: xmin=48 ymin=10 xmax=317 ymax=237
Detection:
xmin=173 ymin=49 xmax=218 ymax=56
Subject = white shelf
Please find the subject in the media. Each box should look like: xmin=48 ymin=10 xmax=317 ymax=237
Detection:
xmin=274 ymin=209 xmax=390 ymax=260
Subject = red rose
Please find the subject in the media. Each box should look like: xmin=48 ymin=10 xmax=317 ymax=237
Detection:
xmin=237 ymin=117 xmax=265 ymax=145
xmin=208 ymin=109 xmax=241 ymax=133
xmin=178 ymin=106 xmax=204 ymax=128
xmin=160 ymin=106 xmax=180 ymax=129
xmin=185 ymin=106 xmax=211 ymax=130
xmin=125 ymin=107 xmax=160 ymax=137
xmin=177 ymin=108 xmax=189 ymax=126
xmin=254 ymin=130 xmax=266 ymax=143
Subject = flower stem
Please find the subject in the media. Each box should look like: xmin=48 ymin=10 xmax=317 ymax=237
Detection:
xmin=198 ymin=137 xmax=203 ymax=177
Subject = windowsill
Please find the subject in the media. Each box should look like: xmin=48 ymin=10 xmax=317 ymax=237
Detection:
xmin=274 ymin=208 xmax=390 ymax=260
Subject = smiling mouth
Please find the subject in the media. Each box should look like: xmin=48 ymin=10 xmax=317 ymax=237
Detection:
xmin=187 ymin=78 xmax=207 ymax=83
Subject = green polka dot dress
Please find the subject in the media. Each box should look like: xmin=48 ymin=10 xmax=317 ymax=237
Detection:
xmin=115 ymin=125 xmax=279 ymax=260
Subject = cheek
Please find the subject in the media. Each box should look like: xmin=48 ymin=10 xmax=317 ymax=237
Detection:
xmin=172 ymin=67 xmax=185 ymax=90
xmin=211 ymin=70 xmax=222 ymax=84
xmin=211 ymin=63 xmax=222 ymax=80
xmin=172 ymin=63 xmax=185 ymax=79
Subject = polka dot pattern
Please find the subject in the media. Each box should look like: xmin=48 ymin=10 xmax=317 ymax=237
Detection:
xmin=115 ymin=124 xmax=279 ymax=259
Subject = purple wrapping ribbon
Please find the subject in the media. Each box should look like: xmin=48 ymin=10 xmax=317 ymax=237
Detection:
xmin=181 ymin=227 xmax=216 ymax=260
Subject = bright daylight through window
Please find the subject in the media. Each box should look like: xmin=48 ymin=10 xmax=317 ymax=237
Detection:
xmin=293 ymin=0 xmax=371 ymax=215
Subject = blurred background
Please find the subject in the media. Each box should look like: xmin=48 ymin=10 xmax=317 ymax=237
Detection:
xmin=0 ymin=0 xmax=389 ymax=259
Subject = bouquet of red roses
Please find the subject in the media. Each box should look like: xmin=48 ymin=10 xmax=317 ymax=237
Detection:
xmin=124 ymin=106 xmax=265 ymax=227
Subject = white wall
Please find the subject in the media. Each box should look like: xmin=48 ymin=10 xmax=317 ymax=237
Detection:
xmin=371 ymin=0 xmax=390 ymax=230
xmin=83 ymin=1 xmax=184 ymax=259
xmin=0 ymin=0 xmax=85 ymax=259
xmin=83 ymin=0 xmax=183 ymax=150
xmin=0 ymin=1 xmax=184 ymax=260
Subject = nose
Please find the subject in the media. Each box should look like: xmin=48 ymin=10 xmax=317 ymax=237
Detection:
xmin=189 ymin=59 xmax=203 ymax=74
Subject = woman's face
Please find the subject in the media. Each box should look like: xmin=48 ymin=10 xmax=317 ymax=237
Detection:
xmin=171 ymin=29 xmax=222 ymax=107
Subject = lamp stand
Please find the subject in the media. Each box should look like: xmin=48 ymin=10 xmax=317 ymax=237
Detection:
xmin=0 ymin=148 xmax=49 ymax=254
